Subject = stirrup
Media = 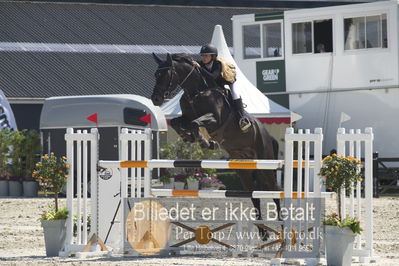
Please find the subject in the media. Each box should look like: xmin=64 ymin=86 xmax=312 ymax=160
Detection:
xmin=239 ymin=117 xmax=251 ymax=132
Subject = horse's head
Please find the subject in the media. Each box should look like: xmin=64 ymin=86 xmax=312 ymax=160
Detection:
xmin=151 ymin=53 xmax=180 ymax=106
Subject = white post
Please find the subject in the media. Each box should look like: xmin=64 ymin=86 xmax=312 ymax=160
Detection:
xmin=349 ymin=129 xmax=355 ymax=218
xmin=296 ymin=129 xmax=303 ymax=252
xmin=65 ymin=128 xmax=74 ymax=247
xmin=364 ymin=127 xmax=374 ymax=257
xmin=90 ymin=128 xmax=99 ymax=239
xmin=76 ymin=130 xmax=82 ymax=244
xmin=355 ymin=129 xmax=362 ymax=250
xmin=120 ymin=128 xmax=129 ymax=252
xmin=284 ymin=127 xmax=294 ymax=197
xmin=313 ymin=128 xmax=323 ymax=198
xmin=82 ymin=130 xmax=88 ymax=244
xmin=144 ymin=128 xmax=152 ymax=197
xmin=136 ymin=131 xmax=142 ymax=198
xmin=304 ymin=129 xmax=310 ymax=247
xmin=337 ymin=128 xmax=346 ymax=218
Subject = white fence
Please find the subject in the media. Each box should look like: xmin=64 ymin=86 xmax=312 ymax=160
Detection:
xmin=60 ymin=127 xmax=374 ymax=262
xmin=337 ymin=128 xmax=374 ymax=261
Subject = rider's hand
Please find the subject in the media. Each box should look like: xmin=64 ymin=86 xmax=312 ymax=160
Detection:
xmin=192 ymin=61 xmax=200 ymax=68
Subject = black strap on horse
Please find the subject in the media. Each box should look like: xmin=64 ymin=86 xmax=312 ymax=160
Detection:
xmin=197 ymin=67 xmax=209 ymax=89
xmin=195 ymin=67 xmax=232 ymax=109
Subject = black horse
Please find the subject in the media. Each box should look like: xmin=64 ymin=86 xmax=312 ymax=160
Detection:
xmin=151 ymin=53 xmax=280 ymax=239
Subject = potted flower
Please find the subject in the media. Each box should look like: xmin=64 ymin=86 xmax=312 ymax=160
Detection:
xmin=200 ymin=174 xmax=226 ymax=190
xmin=160 ymin=138 xmax=223 ymax=190
xmin=319 ymin=154 xmax=363 ymax=266
xmin=186 ymin=170 xmax=202 ymax=190
xmin=160 ymin=168 xmax=174 ymax=189
xmin=32 ymin=152 xmax=69 ymax=256
xmin=173 ymin=173 xmax=187 ymax=189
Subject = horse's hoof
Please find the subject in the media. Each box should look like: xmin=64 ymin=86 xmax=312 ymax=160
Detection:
xmin=181 ymin=132 xmax=196 ymax=143
xmin=209 ymin=141 xmax=219 ymax=150
xmin=200 ymin=141 xmax=209 ymax=149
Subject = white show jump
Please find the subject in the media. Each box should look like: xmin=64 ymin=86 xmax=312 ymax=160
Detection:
xmin=61 ymin=126 xmax=374 ymax=263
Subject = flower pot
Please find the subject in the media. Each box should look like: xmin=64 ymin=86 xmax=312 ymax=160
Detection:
xmin=325 ymin=225 xmax=355 ymax=266
xmin=8 ymin=180 xmax=22 ymax=197
xmin=0 ymin=180 xmax=9 ymax=196
xmin=163 ymin=178 xmax=174 ymax=189
xmin=174 ymin=181 xmax=185 ymax=190
xmin=41 ymin=219 xmax=67 ymax=256
xmin=23 ymin=180 xmax=39 ymax=197
xmin=187 ymin=179 xmax=199 ymax=190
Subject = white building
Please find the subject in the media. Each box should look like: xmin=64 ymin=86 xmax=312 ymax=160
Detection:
xmin=232 ymin=0 xmax=398 ymax=158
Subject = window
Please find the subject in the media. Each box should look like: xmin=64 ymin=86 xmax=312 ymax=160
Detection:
xmin=292 ymin=22 xmax=312 ymax=53
xmin=263 ymin=23 xmax=282 ymax=57
xmin=242 ymin=22 xmax=283 ymax=59
xmin=292 ymin=19 xmax=333 ymax=54
xmin=344 ymin=14 xmax=387 ymax=50
xmin=243 ymin=25 xmax=261 ymax=59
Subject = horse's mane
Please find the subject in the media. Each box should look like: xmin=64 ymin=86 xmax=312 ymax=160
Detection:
xmin=171 ymin=53 xmax=193 ymax=65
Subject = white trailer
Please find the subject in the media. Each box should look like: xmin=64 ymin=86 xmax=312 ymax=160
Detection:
xmin=232 ymin=0 xmax=398 ymax=158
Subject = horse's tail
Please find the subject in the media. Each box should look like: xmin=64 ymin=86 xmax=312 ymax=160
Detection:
xmin=253 ymin=118 xmax=279 ymax=160
xmin=272 ymin=137 xmax=279 ymax=160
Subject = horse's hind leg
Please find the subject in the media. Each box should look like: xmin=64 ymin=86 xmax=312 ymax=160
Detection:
xmin=171 ymin=116 xmax=195 ymax=142
xmin=190 ymin=113 xmax=218 ymax=149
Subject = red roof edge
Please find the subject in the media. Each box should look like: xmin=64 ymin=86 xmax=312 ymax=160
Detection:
xmin=257 ymin=117 xmax=291 ymax=124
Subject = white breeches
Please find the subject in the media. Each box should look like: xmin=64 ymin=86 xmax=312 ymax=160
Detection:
xmin=231 ymin=74 xmax=245 ymax=100
xmin=231 ymin=85 xmax=240 ymax=100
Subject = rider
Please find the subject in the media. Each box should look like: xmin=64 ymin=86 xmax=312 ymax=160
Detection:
xmin=192 ymin=43 xmax=251 ymax=132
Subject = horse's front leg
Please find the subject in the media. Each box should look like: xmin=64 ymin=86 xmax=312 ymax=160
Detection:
xmin=170 ymin=116 xmax=195 ymax=142
xmin=190 ymin=113 xmax=219 ymax=149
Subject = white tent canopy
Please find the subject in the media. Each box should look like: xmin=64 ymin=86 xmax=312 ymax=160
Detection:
xmin=161 ymin=25 xmax=291 ymax=124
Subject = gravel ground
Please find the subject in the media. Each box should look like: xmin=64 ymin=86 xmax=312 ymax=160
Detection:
xmin=0 ymin=197 xmax=398 ymax=265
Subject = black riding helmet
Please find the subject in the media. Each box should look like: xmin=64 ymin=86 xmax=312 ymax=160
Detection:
xmin=200 ymin=44 xmax=218 ymax=57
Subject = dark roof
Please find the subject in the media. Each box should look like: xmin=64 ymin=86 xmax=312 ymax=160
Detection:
xmin=0 ymin=1 xmax=284 ymax=99
xmin=0 ymin=0 xmax=365 ymax=8
xmin=0 ymin=2 xmax=279 ymax=45
xmin=0 ymin=52 xmax=159 ymax=98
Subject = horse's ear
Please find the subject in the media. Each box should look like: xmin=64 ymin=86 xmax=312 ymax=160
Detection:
xmin=152 ymin=52 xmax=163 ymax=65
xmin=166 ymin=53 xmax=172 ymax=66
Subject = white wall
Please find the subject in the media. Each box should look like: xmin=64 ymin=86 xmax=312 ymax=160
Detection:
xmin=233 ymin=1 xmax=399 ymax=157
xmin=284 ymin=1 xmax=399 ymax=157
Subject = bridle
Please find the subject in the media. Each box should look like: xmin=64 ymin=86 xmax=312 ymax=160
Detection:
xmin=155 ymin=62 xmax=196 ymax=98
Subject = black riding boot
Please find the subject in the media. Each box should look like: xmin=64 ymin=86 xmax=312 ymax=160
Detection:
xmin=233 ymin=98 xmax=251 ymax=132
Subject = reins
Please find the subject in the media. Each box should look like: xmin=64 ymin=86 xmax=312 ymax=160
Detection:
xmin=179 ymin=65 xmax=196 ymax=87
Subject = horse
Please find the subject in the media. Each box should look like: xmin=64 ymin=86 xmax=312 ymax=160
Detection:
xmin=151 ymin=53 xmax=280 ymax=239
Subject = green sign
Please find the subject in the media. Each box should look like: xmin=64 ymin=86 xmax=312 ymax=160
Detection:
xmin=256 ymin=60 xmax=288 ymax=108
